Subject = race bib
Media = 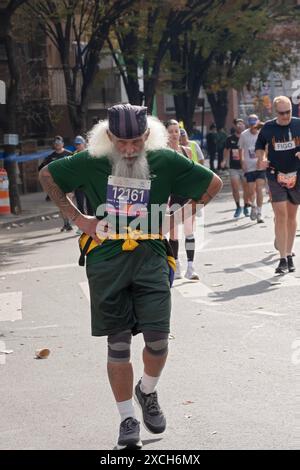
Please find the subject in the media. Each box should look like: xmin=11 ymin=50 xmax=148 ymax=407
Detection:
xmin=232 ymin=149 xmax=240 ymax=160
xmin=274 ymin=140 xmax=295 ymax=151
xmin=248 ymin=147 xmax=256 ymax=159
xmin=106 ymin=175 xmax=151 ymax=218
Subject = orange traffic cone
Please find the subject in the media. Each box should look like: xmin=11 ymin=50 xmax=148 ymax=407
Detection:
xmin=0 ymin=168 xmax=11 ymax=215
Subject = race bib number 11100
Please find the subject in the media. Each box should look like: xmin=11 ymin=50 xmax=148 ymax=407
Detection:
xmin=106 ymin=175 xmax=151 ymax=218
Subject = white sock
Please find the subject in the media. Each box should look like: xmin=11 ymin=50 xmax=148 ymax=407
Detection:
xmin=257 ymin=206 xmax=262 ymax=215
xmin=187 ymin=261 xmax=194 ymax=270
xmin=140 ymin=372 xmax=160 ymax=395
xmin=116 ymin=399 xmax=136 ymax=422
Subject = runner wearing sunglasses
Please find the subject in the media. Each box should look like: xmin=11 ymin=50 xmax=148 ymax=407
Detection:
xmin=255 ymin=95 xmax=300 ymax=274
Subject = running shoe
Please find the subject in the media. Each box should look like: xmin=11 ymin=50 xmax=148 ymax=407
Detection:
xmin=250 ymin=206 xmax=257 ymax=221
xmin=233 ymin=207 xmax=242 ymax=218
xmin=287 ymin=255 xmax=296 ymax=272
xmin=134 ymin=380 xmax=166 ymax=434
xmin=185 ymin=267 xmax=200 ymax=280
xmin=275 ymin=258 xmax=288 ymax=274
xmin=116 ymin=417 xmax=142 ymax=450
xmin=257 ymin=214 xmax=264 ymax=224
xmin=243 ymin=206 xmax=250 ymax=217
xmin=174 ymin=261 xmax=182 ymax=279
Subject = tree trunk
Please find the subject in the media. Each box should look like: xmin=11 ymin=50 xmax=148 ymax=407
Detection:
xmin=125 ymin=74 xmax=143 ymax=105
xmin=144 ymin=77 xmax=156 ymax=112
xmin=0 ymin=10 xmax=21 ymax=213
xmin=206 ymin=89 xmax=228 ymax=129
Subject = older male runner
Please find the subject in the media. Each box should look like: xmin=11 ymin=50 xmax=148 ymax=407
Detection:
xmin=256 ymin=95 xmax=300 ymax=274
xmin=39 ymin=104 xmax=222 ymax=450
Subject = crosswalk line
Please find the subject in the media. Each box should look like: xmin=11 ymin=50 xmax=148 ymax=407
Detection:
xmin=173 ymin=279 xmax=213 ymax=298
xmin=248 ymin=310 xmax=287 ymax=317
xmin=0 ymin=292 xmax=22 ymax=322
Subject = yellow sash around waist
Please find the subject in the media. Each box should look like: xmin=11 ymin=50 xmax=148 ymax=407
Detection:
xmin=79 ymin=229 xmax=164 ymax=255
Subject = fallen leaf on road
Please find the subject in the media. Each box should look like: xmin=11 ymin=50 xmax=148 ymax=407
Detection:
xmin=184 ymin=415 xmax=192 ymax=419
xmin=212 ymin=284 xmax=223 ymax=287
xmin=0 ymin=349 xmax=13 ymax=354
xmin=204 ymin=263 xmax=213 ymax=266
xmin=211 ymin=431 xmax=217 ymax=435
xmin=182 ymin=400 xmax=194 ymax=405
xmin=35 ymin=348 xmax=50 ymax=359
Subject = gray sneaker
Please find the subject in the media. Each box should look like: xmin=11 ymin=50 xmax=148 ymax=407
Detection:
xmin=116 ymin=417 xmax=142 ymax=450
xmin=257 ymin=214 xmax=264 ymax=224
xmin=134 ymin=380 xmax=166 ymax=434
xmin=250 ymin=206 xmax=257 ymax=221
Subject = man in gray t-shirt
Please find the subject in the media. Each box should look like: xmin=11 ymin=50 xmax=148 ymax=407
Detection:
xmin=239 ymin=114 xmax=266 ymax=223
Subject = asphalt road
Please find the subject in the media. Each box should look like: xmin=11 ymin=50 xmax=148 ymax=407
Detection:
xmin=0 ymin=185 xmax=298 ymax=450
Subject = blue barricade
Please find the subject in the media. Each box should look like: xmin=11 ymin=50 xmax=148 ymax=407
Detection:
xmin=0 ymin=146 xmax=75 ymax=163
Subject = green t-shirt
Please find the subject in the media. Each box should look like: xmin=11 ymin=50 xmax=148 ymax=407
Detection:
xmin=48 ymin=148 xmax=214 ymax=264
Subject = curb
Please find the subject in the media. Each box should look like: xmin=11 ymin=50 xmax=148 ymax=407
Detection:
xmin=0 ymin=210 xmax=60 ymax=229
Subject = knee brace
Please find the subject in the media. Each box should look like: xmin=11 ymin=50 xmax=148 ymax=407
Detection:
xmin=143 ymin=331 xmax=169 ymax=357
xmin=107 ymin=330 xmax=132 ymax=363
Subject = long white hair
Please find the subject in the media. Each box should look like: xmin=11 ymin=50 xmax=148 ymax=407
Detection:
xmin=87 ymin=115 xmax=168 ymax=158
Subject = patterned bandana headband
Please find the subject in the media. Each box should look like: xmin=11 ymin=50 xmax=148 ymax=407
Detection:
xmin=108 ymin=104 xmax=148 ymax=139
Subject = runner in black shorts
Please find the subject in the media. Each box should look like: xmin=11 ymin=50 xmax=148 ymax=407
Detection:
xmin=166 ymin=119 xmax=200 ymax=280
xmin=256 ymin=95 xmax=300 ymax=274
xmin=221 ymin=118 xmax=251 ymax=218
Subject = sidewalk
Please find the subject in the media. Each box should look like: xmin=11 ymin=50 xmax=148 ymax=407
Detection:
xmin=0 ymin=192 xmax=59 ymax=229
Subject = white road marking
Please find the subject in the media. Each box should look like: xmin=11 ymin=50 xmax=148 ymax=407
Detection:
xmin=13 ymin=324 xmax=58 ymax=331
xmin=0 ymin=263 xmax=78 ymax=276
xmin=248 ymin=310 xmax=287 ymax=317
xmin=0 ymin=292 xmax=22 ymax=322
xmin=0 ymin=239 xmax=299 ymax=276
xmin=79 ymin=281 xmax=90 ymax=302
xmin=173 ymin=279 xmax=213 ymax=298
xmin=202 ymin=238 xmax=300 ymax=253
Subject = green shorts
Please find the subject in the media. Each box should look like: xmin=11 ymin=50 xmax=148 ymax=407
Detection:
xmin=86 ymin=242 xmax=171 ymax=336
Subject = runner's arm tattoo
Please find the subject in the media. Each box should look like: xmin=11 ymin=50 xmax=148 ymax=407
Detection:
xmin=39 ymin=166 xmax=81 ymax=222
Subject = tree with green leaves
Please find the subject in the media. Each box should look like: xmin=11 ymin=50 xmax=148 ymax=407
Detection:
xmin=27 ymin=0 xmax=135 ymax=133
xmin=107 ymin=0 xmax=207 ymax=114
xmin=168 ymin=0 xmax=299 ymax=131
xmin=203 ymin=0 xmax=298 ymax=129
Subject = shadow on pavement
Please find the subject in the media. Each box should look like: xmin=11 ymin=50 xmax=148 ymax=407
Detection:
xmin=211 ymin=280 xmax=279 ymax=302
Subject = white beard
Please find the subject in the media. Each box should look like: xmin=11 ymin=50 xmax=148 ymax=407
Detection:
xmin=109 ymin=151 xmax=150 ymax=180
xmin=87 ymin=116 xmax=168 ymax=158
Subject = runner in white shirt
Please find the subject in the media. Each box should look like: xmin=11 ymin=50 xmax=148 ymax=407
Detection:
xmin=239 ymin=115 xmax=266 ymax=223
